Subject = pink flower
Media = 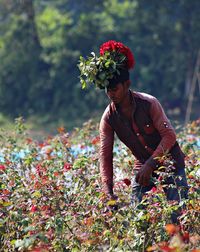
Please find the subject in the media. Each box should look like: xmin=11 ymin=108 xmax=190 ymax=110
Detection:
xmin=151 ymin=187 xmax=157 ymax=193
xmin=63 ymin=163 xmax=72 ymax=171
xmin=0 ymin=165 xmax=6 ymax=172
xmin=41 ymin=205 xmax=50 ymax=211
xmin=30 ymin=205 xmax=37 ymax=213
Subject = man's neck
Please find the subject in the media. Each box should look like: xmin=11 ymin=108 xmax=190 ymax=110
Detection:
xmin=118 ymin=90 xmax=135 ymax=122
xmin=119 ymin=89 xmax=132 ymax=109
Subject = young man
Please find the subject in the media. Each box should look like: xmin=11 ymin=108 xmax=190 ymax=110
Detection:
xmin=79 ymin=40 xmax=188 ymax=222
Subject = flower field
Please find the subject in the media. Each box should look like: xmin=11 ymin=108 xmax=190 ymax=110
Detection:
xmin=0 ymin=118 xmax=200 ymax=252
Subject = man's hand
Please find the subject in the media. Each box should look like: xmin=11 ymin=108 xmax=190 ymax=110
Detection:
xmin=106 ymin=193 xmax=118 ymax=211
xmin=136 ymin=163 xmax=153 ymax=186
xmin=107 ymin=193 xmax=118 ymax=201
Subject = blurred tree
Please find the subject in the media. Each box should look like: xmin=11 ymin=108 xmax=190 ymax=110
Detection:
xmin=0 ymin=0 xmax=199 ymax=129
xmin=125 ymin=0 xmax=200 ymax=112
xmin=53 ymin=1 xmax=116 ymax=124
xmin=0 ymin=0 xmax=50 ymax=116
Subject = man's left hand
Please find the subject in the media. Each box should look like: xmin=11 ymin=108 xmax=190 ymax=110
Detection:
xmin=136 ymin=163 xmax=153 ymax=186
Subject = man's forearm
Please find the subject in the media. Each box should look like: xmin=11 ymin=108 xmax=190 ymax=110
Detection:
xmin=100 ymin=159 xmax=114 ymax=194
xmin=102 ymin=181 xmax=114 ymax=195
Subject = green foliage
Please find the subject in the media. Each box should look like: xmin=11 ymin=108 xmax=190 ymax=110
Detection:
xmin=0 ymin=0 xmax=199 ymax=128
xmin=78 ymin=51 xmax=126 ymax=89
xmin=0 ymin=119 xmax=199 ymax=251
xmin=0 ymin=0 xmax=50 ymax=117
xmin=36 ymin=6 xmax=72 ymax=63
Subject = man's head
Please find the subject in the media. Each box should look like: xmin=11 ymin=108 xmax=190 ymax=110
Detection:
xmin=106 ymin=68 xmax=130 ymax=90
xmin=105 ymin=79 xmax=131 ymax=104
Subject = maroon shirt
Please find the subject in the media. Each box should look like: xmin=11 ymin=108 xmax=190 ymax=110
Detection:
xmin=99 ymin=91 xmax=177 ymax=194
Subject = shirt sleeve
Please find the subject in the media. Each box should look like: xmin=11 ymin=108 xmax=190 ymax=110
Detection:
xmin=99 ymin=115 xmax=114 ymax=194
xmin=149 ymin=97 xmax=176 ymax=159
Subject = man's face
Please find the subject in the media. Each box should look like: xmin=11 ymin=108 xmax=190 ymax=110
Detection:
xmin=105 ymin=82 xmax=128 ymax=104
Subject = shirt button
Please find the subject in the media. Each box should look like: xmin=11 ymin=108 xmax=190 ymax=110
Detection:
xmin=146 ymin=124 xmax=150 ymax=127
xmin=136 ymin=133 xmax=140 ymax=136
xmin=145 ymin=146 xmax=148 ymax=149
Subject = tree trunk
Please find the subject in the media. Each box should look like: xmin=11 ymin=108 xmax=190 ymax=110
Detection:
xmin=21 ymin=0 xmax=42 ymax=51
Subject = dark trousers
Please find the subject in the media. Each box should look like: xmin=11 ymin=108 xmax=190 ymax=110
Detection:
xmin=131 ymin=168 xmax=189 ymax=223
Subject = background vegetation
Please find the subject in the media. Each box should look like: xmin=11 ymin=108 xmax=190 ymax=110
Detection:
xmin=0 ymin=0 xmax=199 ymax=132
xmin=0 ymin=118 xmax=199 ymax=251
xmin=0 ymin=2 xmax=199 ymax=250
xmin=0 ymin=118 xmax=200 ymax=252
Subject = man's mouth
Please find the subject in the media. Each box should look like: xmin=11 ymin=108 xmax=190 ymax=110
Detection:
xmin=110 ymin=97 xmax=117 ymax=101
xmin=111 ymin=99 xmax=119 ymax=104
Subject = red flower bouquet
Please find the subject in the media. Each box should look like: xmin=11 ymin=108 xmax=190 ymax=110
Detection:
xmin=78 ymin=40 xmax=135 ymax=89
xmin=100 ymin=40 xmax=135 ymax=69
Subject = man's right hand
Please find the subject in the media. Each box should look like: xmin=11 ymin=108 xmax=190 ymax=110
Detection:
xmin=106 ymin=193 xmax=118 ymax=211
xmin=107 ymin=193 xmax=118 ymax=201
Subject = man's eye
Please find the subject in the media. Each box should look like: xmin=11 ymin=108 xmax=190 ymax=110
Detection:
xmin=107 ymin=87 xmax=117 ymax=92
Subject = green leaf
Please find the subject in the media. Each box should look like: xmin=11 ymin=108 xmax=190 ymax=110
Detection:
xmin=72 ymin=247 xmax=80 ymax=252
xmin=3 ymin=201 xmax=12 ymax=207
xmin=105 ymin=61 xmax=110 ymax=68
xmin=98 ymin=72 xmax=106 ymax=80
xmin=32 ymin=191 xmax=41 ymax=198
xmin=107 ymin=200 xmax=116 ymax=206
xmin=81 ymin=79 xmax=87 ymax=89
xmin=10 ymin=240 xmax=16 ymax=245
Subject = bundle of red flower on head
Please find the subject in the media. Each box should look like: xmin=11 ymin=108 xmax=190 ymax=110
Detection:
xmin=78 ymin=40 xmax=135 ymax=89
xmin=99 ymin=40 xmax=135 ymax=70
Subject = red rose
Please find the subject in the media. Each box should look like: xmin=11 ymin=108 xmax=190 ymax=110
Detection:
xmin=99 ymin=40 xmax=135 ymax=69
xmin=122 ymin=178 xmax=131 ymax=186
xmin=91 ymin=136 xmax=100 ymax=145
xmin=182 ymin=232 xmax=189 ymax=243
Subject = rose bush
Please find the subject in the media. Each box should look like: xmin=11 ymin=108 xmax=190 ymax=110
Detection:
xmin=0 ymin=118 xmax=199 ymax=251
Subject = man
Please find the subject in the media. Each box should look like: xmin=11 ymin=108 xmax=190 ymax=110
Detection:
xmin=79 ymin=40 xmax=188 ymax=222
